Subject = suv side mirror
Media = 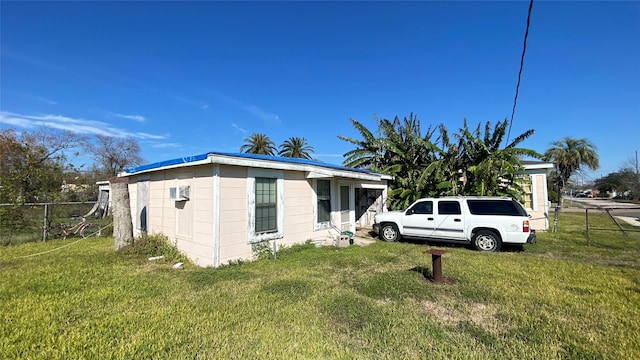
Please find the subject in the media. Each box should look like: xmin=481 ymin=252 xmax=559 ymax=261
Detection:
xmin=406 ymin=209 xmax=415 ymax=215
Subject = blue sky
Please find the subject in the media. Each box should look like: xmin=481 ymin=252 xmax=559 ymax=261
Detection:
xmin=1 ymin=1 xmax=638 ymax=183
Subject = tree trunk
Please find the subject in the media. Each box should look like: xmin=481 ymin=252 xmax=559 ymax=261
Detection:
xmin=110 ymin=177 xmax=134 ymax=251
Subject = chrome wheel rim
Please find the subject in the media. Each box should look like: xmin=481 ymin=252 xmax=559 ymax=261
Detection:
xmin=477 ymin=235 xmax=496 ymax=251
xmin=382 ymin=227 xmax=397 ymax=241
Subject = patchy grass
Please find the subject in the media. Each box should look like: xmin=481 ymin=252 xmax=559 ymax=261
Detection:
xmin=1 ymin=213 xmax=639 ymax=359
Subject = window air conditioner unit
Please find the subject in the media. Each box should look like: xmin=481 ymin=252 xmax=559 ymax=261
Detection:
xmin=169 ymin=186 xmax=190 ymax=201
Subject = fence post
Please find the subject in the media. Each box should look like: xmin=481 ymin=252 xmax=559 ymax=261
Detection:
xmin=42 ymin=203 xmax=48 ymax=242
xmin=585 ymin=208 xmax=590 ymax=246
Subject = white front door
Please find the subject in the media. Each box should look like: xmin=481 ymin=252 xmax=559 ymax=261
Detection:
xmin=339 ymin=184 xmax=354 ymax=232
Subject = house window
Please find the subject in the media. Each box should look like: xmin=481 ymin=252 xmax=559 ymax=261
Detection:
xmin=255 ymin=177 xmax=277 ymax=233
xmin=247 ymin=169 xmax=283 ymax=243
xmin=317 ymin=179 xmax=331 ymax=224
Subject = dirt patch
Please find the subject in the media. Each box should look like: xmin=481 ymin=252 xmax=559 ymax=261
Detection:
xmin=533 ymin=252 xmax=569 ymax=260
xmin=419 ymin=300 xmax=504 ymax=334
xmin=355 ymin=227 xmax=377 ymax=239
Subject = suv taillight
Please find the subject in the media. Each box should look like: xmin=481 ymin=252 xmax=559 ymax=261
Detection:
xmin=523 ymin=220 xmax=530 ymax=232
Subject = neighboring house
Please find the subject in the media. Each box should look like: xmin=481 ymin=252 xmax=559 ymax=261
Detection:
xmin=119 ymin=152 xmax=391 ymax=267
xmin=95 ymin=181 xmax=111 ymax=218
xmin=519 ymin=161 xmax=555 ymax=231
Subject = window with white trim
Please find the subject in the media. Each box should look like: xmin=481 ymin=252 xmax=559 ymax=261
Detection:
xmin=255 ymin=177 xmax=277 ymax=233
xmin=247 ymin=169 xmax=284 ymax=243
xmin=316 ymin=179 xmax=331 ymax=224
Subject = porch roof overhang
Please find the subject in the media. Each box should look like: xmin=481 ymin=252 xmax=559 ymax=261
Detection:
xmin=522 ymin=161 xmax=554 ymax=170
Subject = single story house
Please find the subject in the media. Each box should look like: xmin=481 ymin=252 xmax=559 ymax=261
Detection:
xmin=119 ymin=152 xmax=391 ymax=267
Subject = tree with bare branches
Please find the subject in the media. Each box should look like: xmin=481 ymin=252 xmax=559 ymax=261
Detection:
xmin=87 ymin=135 xmax=143 ymax=177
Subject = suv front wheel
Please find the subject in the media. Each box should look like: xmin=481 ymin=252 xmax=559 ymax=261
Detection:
xmin=380 ymin=224 xmax=400 ymax=242
xmin=472 ymin=230 xmax=501 ymax=252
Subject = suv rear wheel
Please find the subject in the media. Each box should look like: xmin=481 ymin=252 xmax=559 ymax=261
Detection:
xmin=380 ymin=224 xmax=400 ymax=242
xmin=472 ymin=230 xmax=501 ymax=252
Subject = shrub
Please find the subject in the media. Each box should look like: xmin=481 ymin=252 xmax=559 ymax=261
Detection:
xmin=123 ymin=233 xmax=188 ymax=264
xmin=277 ymin=240 xmax=315 ymax=256
xmin=251 ymin=241 xmax=274 ymax=261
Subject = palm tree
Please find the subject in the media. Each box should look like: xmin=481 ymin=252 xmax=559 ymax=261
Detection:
xmin=458 ymin=119 xmax=540 ymax=197
xmin=425 ymin=119 xmax=540 ymax=198
xmin=339 ymin=114 xmax=439 ymax=209
xmin=337 ymin=118 xmax=385 ymax=170
xmin=424 ymin=124 xmax=464 ymax=196
xmin=378 ymin=115 xmax=438 ymax=209
xmin=544 ymin=137 xmax=599 ymax=205
xmin=239 ymin=133 xmax=276 ymax=155
xmin=278 ymin=137 xmax=314 ymax=159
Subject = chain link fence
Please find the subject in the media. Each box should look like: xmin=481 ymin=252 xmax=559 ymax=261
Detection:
xmin=0 ymin=202 xmax=112 ymax=245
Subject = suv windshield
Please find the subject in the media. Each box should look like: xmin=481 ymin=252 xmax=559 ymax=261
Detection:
xmin=467 ymin=199 xmax=528 ymax=216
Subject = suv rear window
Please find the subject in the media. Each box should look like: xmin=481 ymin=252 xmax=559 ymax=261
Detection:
xmin=467 ymin=199 xmax=528 ymax=216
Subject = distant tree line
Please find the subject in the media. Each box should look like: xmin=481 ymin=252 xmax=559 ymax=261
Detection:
xmin=0 ymin=128 xmax=143 ymax=241
xmin=594 ymin=159 xmax=639 ymax=201
xmin=1 ymin=129 xmax=143 ymax=204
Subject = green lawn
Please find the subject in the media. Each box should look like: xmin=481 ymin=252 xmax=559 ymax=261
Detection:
xmin=1 ymin=212 xmax=639 ymax=359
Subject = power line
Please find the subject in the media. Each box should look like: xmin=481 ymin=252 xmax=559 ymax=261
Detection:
xmin=505 ymin=0 xmax=534 ymax=146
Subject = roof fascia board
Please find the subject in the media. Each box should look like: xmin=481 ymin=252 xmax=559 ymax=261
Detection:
xmin=119 ymin=158 xmax=212 ymax=177
xmin=122 ymin=153 xmax=384 ymax=181
xmin=523 ymin=163 xmax=554 ymax=170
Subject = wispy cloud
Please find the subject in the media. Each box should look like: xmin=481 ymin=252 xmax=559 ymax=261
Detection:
xmin=105 ymin=72 xmax=210 ymax=110
xmin=231 ymin=123 xmax=247 ymax=133
xmin=4 ymin=90 xmax=58 ymax=105
xmin=221 ymin=96 xmax=281 ymax=124
xmin=150 ymin=142 xmax=182 ymax=149
xmin=0 ymin=111 xmax=167 ymax=140
xmin=106 ymin=111 xmax=146 ymax=122
xmin=135 ymin=132 xmax=166 ymax=140
xmin=34 ymin=96 xmax=58 ymax=105
xmin=167 ymin=94 xmax=210 ymax=110
xmin=3 ymin=49 xmax=209 ymax=111
xmin=1 ymin=49 xmax=66 ymax=73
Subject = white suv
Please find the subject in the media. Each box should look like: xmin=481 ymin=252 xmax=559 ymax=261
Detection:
xmin=372 ymin=196 xmax=536 ymax=251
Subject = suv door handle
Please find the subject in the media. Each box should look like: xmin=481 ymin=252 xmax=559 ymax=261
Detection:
xmin=428 ymin=217 xmax=434 ymax=221
xmin=454 ymin=219 xmax=461 ymax=222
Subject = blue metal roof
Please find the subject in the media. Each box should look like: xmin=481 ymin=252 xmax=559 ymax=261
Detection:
xmin=124 ymin=151 xmax=376 ymax=175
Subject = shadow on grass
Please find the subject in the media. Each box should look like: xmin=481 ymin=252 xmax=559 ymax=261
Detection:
xmin=409 ymin=266 xmax=458 ymax=285
xmin=409 ymin=266 xmax=432 ymax=281
xmin=400 ymin=237 xmax=458 ymax=247
xmin=400 ymin=237 xmax=526 ymax=253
